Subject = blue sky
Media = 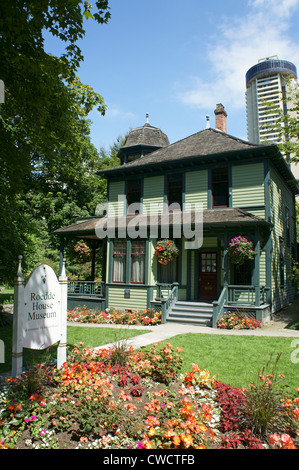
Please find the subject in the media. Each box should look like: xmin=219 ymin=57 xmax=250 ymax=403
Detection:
xmin=45 ymin=0 xmax=299 ymax=152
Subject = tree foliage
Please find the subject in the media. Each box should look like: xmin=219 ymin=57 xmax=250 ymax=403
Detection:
xmin=0 ymin=0 xmax=114 ymax=283
xmin=261 ymin=79 xmax=299 ymax=162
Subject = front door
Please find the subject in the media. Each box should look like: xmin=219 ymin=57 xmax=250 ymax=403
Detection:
xmin=198 ymin=252 xmax=217 ymax=301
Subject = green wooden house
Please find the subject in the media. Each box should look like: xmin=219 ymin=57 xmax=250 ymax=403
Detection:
xmin=55 ymin=106 xmax=298 ymax=327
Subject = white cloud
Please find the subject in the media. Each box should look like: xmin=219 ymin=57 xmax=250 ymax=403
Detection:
xmin=177 ymin=0 xmax=299 ymax=112
xmin=249 ymin=0 xmax=299 ymax=19
xmin=105 ymin=105 xmax=136 ymax=120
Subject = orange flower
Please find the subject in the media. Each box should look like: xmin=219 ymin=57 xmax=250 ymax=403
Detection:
xmin=172 ymin=435 xmax=181 ymax=447
xmin=180 ymin=433 xmax=194 ymax=448
xmin=163 ymin=429 xmax=174 ymax=439
xmin=197 ymin=424 xmax=207 ymax=433
xmin=280 ymin=433 xmax=296 ymax=449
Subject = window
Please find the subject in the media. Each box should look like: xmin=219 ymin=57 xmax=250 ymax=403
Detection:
xmin=113 ymin=240 xmax=126 ymax=283
xmin=127 ymin=179 xmax=142 ymax=214
xmin=160 ymin=258 xmax=178 ymax=283
xmin=279 ymin=237 xmax=285 ymax=288
xmin=200 ymin=253 xmax=217 ymax=273
xmin=131 ymin=240 xmax=146 ymax=283
xmin=167 ymin=173 xmax=183 ymax=210
xmin=285 ymin=207 xmax=290 ymax=246
xmin=212 ymin=168 xmax=228 ymax=208
xmin=233 ymin=260 xmax=253 ymax=285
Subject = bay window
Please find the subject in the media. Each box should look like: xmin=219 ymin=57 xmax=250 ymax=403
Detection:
xmin=112 ymin=240 xmax=126 ymax=283
xmin=112 ymin=239 xmax=146 ymax=284
xmin=131 ymin=240 xmax=146 ymax=283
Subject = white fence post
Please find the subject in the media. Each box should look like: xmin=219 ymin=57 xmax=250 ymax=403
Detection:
xmin=57 ymin=259 xmax=67 ymax=369
xmin=12 ymin=256 xmax=24 ymax=377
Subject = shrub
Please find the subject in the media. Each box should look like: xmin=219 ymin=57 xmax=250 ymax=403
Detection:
xmin=238 ymin=354 xmax=297 ymax=439
xmin=134 ymin=343 xmax=183 ymax=385
xmin=214 ymin=381 xmax=246 ymax=432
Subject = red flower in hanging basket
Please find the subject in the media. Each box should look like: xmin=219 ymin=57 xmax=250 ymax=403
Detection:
xmin=74 ymin=240 xmax=91 ymax=263
xmin=155 ymin=239 xmax=179 ymax=265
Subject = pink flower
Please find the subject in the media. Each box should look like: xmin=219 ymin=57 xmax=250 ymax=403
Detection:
xmin=269 ymin=433 xmax=280 ymax=445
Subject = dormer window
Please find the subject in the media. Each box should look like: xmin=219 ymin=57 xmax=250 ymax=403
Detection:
xmin=127 ymin=179 xmax=142 ymax=214
xmin=167 ymin=173 xmax=183 ymax=211
xmin=127 ymin=154 xmax=140 ymax=163
xmin=212 ymin=168 xmax=228 ymax=208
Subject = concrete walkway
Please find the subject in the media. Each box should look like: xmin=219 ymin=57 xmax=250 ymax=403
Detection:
xmin=87 ymin=316 xmax=299 ymax=352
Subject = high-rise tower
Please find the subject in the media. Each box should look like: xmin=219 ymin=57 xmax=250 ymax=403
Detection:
xmin=246 ymin=56 xmax=298 ymax=177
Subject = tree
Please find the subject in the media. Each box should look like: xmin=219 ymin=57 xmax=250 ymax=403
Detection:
xmin=261 ymin=79 xmax=299 ymax=162
xmin=0 ymin=0 xmax=111 ymax=283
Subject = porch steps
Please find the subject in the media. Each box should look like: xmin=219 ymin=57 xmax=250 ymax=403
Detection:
xmin=166 ymin=301 xmax=213 ymax=327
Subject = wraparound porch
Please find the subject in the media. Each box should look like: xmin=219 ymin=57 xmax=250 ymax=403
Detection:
xmin=55 ymin=208 xmax=273 ymax=327
xmin=66 ymin=280 xmax=271 ymax=327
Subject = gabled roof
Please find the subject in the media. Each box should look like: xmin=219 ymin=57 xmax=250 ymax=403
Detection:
xmin=124 ymin=128 xmax=261 ymax=166
xmin=98 ymin=128 xmax=266 ymax=178
xmin=98 ymin=127 xmax=299 ymax=194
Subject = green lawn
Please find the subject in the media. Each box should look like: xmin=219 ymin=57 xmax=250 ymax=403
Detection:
xmin=0 ymin=288 xmax=14 ymax=305
xmin=0 ymin=322 xmax=148 ymax=375
xmin=1 ymin=320 xmax=298 ymax=392
xmin=156 ymin=333 xmax=299 ymax=391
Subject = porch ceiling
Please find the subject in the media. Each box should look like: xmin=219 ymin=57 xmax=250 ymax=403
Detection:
xmin=54 ymin=208 xmax=270 ymax=239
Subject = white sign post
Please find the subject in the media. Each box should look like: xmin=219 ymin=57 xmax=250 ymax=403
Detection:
xmin=12 ymin=256 xmax=68 ymax=377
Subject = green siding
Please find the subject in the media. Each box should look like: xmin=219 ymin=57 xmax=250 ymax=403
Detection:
xmin=108 ymin=286 xmax=148 ymax=310
xmin=232 ymin=163 xmax=265 ymax=208
xmin=190 ymin=251 xmax=195 ymax=299
xmin=178 ymin=288 xmax=187 ymax=300
xmin=270 ymin=165 xmax=296 ymax=311
xmin=143 ymin=175 xmax=164 ymax=214
xmin=185 ymin=170 xmax=208 ymax=209
xmin=108 ymin=180 xmax=125 ymax=217
xmin=260 ymin=250 xmax=266 ymax=286
xmin=148 ymin=239 xmax=158 ymax=285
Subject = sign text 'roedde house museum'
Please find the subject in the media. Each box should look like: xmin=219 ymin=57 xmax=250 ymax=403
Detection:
xmin=12 ymin=256 xmax=67 ymax=377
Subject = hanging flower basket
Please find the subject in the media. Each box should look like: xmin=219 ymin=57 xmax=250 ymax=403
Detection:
xmin=227 ymin=236 xmax=255 ymax=266
xmin=155 ymin=239 xmax=179 ymax=265
xmin=74 ymin=240 xmax=91 ymax=263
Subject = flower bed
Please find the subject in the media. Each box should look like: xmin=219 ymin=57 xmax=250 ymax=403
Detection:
xmin=217 ymin=311 xmax=262 ymax=330
xmin=67 ymin=306 xmax=161 ymax=326
xmin=0 ymin=344 xmax=298 ymax=450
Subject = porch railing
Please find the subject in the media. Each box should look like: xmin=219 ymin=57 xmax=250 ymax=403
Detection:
xmin=227 ymin=285 xmax=269 ymax=306
xmin=150 ymin=282 xmax=179 ymax=324
xmin=213 ymin=284 xmax=270 ymax=328
xmin=68 ymin=280 xmax=105 ymax=298
xmin=212 ymin=285 xmax=228 ymax=328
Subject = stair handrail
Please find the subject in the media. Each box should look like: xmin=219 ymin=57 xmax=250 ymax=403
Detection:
xmin=154 ymin=282 xmax=179 ymax=324
xmin=212 ymin=284 xmax=228 ymax=328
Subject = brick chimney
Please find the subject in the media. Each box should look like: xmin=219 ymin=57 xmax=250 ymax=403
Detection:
xmin=214 ymin=103 xmax=227 ymax=133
